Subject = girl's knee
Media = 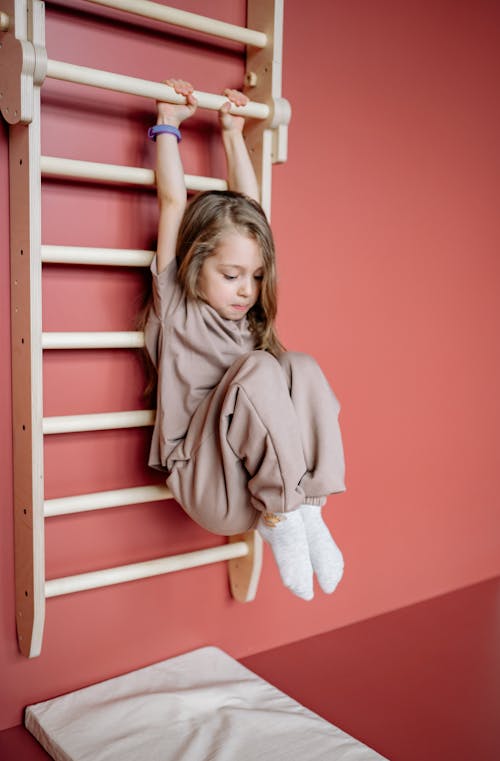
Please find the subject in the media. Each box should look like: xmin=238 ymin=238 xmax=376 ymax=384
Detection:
xmin=245 ymin=349 xmax=281 ymax=368
xmin=235 ymin=350 xmax=282 ymax=383
xmin=244 ymin=350 xmax=319 ymax=379
xmin=278 ymin=351 xmax=319 ymax=377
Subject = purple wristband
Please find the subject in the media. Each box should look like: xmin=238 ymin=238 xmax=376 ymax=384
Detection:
xmin=148 ymin=125 xmax=182 ymax=143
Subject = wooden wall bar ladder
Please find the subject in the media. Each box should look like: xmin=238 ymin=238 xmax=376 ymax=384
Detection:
xmin=0 ymin=0 xmax=290 ymax=657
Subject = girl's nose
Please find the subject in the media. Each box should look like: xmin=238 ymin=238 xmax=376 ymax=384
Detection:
xmin=238 ymin=278 xmax=251 ymax=296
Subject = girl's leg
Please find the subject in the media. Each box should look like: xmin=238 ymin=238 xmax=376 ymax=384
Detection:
xmin=257 ymin=511 xmax=313 ymax=600
xmin=167 ymin=351 xmax=310 ymax=528
xmin=220 ymin=351 xmax=345 ymax=598
xmin=277 ymin=351 xmax=345 ymax=501
xmin=299 ymin=505 xmax=344 ymax=593
xmin=168 ymin=351 xmax=345 ymax=598
xmin=167 ymin=351 xmax=315 ymax=598
xmin=278 ymin=352 xmax=346 ymax=593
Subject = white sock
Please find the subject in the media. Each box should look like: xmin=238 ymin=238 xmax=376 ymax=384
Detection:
xmin=257 ymin=510 xmax=314 ymax=601
xmin=299 ymin=505 xmax=344 ymax=594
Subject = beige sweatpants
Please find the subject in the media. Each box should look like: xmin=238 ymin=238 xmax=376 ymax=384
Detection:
xmin=165 ymin=351 xmax=345 ymax=536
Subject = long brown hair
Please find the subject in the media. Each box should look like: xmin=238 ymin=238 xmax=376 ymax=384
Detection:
xmin=176 ymin=190 xmax=284 ymax=356
xmin=139 ymin=190 xmax=284 ymax=398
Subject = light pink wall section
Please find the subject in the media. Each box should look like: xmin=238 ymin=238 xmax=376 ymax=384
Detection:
xmin=1 ymin=0 xmax=500 ymax=730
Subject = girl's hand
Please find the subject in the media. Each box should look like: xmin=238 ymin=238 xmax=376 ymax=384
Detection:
xmin=219 ymin=88 xmax=259 ymax=200
xmin=157 ymin=78 xmax=197 ymax=126
xmin=219 ymin=88 xmax=248 ymax=133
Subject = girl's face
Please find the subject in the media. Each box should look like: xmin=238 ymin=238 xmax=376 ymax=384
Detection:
xmin=197 ymin=231 xmax=264 ymax=321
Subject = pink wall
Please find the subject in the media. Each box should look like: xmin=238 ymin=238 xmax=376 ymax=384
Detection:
xmin=2 ymin=0 xmax=500 ymax=731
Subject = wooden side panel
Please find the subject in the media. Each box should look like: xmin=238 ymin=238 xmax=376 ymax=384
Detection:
xmin=10 ymin=116 xmax=45 ymax=659
xmin=228 ymin=531 xmax=263 ymax=602
xmin=244 ymin=0 xmax=289 ymax=216
xmin=7 ymin=0 xmax=46 ymax=658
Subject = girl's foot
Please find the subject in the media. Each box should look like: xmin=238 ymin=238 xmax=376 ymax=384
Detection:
xmin=299 ymin=505 xmax=344 ymax=593
xmin=257 ymin=510 xmax=314 ymax=600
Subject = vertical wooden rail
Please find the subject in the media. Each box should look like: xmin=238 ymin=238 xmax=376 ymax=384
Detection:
xmin=1 ymin=0 xmax=47 ymax=657
xmin=244 ymin=0 xmax=291 ymax=217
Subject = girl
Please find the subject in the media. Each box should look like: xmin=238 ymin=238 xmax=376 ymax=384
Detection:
xmin=144 ymin=79 xmax=345 ymax=600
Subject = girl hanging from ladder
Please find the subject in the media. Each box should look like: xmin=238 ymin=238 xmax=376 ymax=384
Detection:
xmin=144 ymin=79 xmax=346 ymax=600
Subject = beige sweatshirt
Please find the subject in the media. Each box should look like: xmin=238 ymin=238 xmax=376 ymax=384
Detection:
xmin=144 ymin=257 xmax=256 ymax=471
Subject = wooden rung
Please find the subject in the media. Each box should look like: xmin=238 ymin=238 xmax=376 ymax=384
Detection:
xmin=45 ymin=484 xmax=172 ymax=516
xmin=42 ymin=331 xmax=145 ymax=349
xmin=43 ymin=410 xmax=155 ymax=435
xmin=46 ymin=59 xmax=270 ymax=119
xmin=40 ymin=156 xmax=228 ymax=191
xmin=42 ymin=245 xmax=154 ymax=267
xmin=85 ymin=0 xmax=268 ymax=47
xmin=45 ymin=541 xmax=250 ymax=597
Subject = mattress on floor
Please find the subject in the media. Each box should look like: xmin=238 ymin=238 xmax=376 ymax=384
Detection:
xmin=25 ymin=646 xmax=388 ymax=761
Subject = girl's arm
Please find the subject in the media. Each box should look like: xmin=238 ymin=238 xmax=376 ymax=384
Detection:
xmin=155 ymin=79 xmax=197 ymax=273
xmin=219 ymin=89 xmax=260 ymax=202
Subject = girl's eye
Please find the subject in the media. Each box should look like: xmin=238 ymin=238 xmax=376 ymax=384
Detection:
xmin=223 ymin=274 xmax=237 ymax=281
